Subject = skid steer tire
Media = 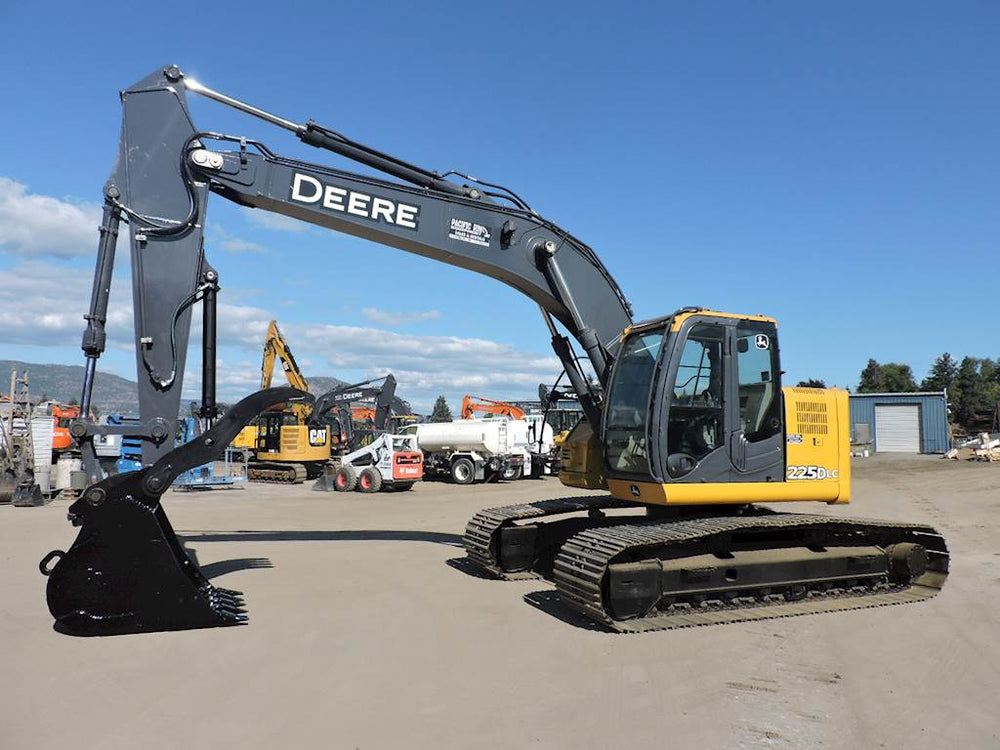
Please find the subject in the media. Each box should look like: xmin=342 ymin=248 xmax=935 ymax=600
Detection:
xmin=450 ymin=457 xmax=475 ymax=485
xmin=334 ymin=465 xmax=358 ymax=492
xmin=358 ymin=467 xmax=383 ymax=494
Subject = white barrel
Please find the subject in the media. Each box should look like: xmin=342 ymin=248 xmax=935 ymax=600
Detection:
xmin=35 ymin=467 xmax=51 ymax=494
xmin=55 ymin=454 xmax=83 ymax=490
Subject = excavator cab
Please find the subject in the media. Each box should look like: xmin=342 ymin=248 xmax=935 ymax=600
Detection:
xmin=602 ymin=310 xmax=784 ymax=487
xmin=561 ymin=309 xmax=853 ymax=507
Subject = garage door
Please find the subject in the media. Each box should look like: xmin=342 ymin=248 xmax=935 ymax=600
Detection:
xmin=875 ymin=404 xmax=921 ymax=452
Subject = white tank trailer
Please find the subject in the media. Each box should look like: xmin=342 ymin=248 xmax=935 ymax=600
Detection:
xmin=412 ymin=419 xmax=525 ymax=484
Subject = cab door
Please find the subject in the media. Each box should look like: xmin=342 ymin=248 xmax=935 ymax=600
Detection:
xmin=729 ymin=321 xmax=784 ymax=478
xmin=257 ymin=413 xmax=282 ymax=454
xmin=657 ymin=319 xmax=732 ymax=481
xmin=657 ymin=315 xmax=784 ymax=483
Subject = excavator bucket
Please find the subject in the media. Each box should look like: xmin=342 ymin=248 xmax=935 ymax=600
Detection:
xmin=12 ymin=476 xmax=44 ymax=507
xmin=40 ymin=387 xmax=311 ymax=636
xmin=313 ymin=463 xmax=338 ymax=492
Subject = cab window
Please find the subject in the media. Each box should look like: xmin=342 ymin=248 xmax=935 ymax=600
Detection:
xmin=667 ymin=323 xmax=724 ymax=464
xmin=736 ymin=322 xmax=781 ymax=442
xmin=604 ymin=328 xmax=664 ymax=476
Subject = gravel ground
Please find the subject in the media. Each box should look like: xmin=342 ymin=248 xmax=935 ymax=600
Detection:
xmin=1 ymin=454 xmax=997 ymax=749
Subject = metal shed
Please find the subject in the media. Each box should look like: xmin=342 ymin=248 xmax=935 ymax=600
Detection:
xmin=848 ymin=392 xmax=949 ymax=454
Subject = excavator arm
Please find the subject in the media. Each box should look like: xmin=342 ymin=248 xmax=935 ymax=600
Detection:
xmin=461 ymin=395 xmax=526 ymax=420
xmin=75 ymin=65 xmax=631 ymax=470
xmin=260 ymin=320 xmax=309 ymax=392
xmin=259 ymin=320 xmax=311 ymax=422
xmin=309 ymin=374 xmax=398 ymax=436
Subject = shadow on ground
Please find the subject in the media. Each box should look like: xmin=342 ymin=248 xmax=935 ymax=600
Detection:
xmin=445 ymin=556 xmax=504 ymax=580
xmin=523 ymin=590 xmax=610 ymax=632
xmin=181 ymin=530 xmax=463 ymax=580
xmin=198 ymin=557 xmax=274 ymax=579
xmin=178 ymin=529 xmax=464 ymax=546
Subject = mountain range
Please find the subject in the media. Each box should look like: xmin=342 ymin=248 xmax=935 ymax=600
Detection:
xmin=0 ymin=361 xmax=410 ymax=416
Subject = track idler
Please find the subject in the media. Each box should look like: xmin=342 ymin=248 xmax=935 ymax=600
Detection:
xmin=40 ymin=387 xmax=311 ymax=636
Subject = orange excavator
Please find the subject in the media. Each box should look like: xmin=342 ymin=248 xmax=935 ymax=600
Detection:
xmin=347 ymin=405 xmax=416 ymax=438
xmin=51 ymin=404 xmax=81 ymax=453
xmin=461 ymin=395 xmax=526 ymax=421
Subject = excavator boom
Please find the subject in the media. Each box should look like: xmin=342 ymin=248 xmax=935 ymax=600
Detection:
xmin=461 ymin=395 xmax=526 ymax=421
xmin=309 ymin=374 xmax=398 ymax=431
xmin=73 ymin=65 xmax=630 ymax=473
xmin=259 ymin=320 xmax=311 ymax=420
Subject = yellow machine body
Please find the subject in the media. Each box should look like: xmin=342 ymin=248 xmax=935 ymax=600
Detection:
xmin=255 ymin=420 xmax=330 ymax=464
xmin=560 ymin=334 xmax=852 ymax=506
xmin=558 ymin=419 xmax=608 ymax=490
xmin=232 ymin=425 xmax=258 ymax=451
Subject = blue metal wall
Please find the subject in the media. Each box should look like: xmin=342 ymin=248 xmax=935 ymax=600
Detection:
xmin=848 ymin=392 xmax=950 ymax=453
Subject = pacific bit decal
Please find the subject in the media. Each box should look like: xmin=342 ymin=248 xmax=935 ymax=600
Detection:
xmin=448 ymin=217 xmax=491 ymax=247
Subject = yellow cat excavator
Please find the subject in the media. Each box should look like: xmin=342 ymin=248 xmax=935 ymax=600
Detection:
xmin=44 ymin=66 xmax=948 ymax=635
xmin=232 ymin=320 xmax=330 ymax=482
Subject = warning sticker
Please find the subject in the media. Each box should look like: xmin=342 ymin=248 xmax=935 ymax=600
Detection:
xmin=448 ymin=218 xmax=491 ymax=247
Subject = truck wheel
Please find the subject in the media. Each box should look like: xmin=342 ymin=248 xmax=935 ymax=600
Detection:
xmin=358 ymin=467 xmax=383 ymax=493
xmin=501 ymin=464 xmax=523 ymax=481
xmin=450 ymin=457 xmax=475 ymax=485
xmin=334 ymin=465 xmax=357 ymax=492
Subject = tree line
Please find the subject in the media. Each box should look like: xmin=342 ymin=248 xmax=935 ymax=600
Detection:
xmin=858 ymin=352 xmax=1000 ymax=429
xmin=799 ymin=354 xmax=999 ymax=431
xmin=857 ymin=354 xmax=999 ymax=430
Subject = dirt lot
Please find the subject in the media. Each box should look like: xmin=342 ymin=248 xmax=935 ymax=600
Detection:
xmin=2 ymin=455 xmax=997 ymax=749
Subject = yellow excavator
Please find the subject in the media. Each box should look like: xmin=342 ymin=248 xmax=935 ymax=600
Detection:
xmin=233 ymin=320 xmax=330 ymax=482
xmin=44 ymin=66 xmax=948 ymax=636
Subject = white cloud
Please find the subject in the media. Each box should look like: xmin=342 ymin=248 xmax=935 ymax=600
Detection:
xmin=182 ymin=358 xmax=265 ymax=403
xmin=183 ymin=318 xmax=563 ymax=412
xmin=0 ymin=261 xmax=133 ymax=347
xmin=209 ymin=223 xmax=266 ymax=254
xmin=219 ymin=237 xmax=265 ymax=253
xmin=0 ymin=177 xmax=102 ymax=259
xmin=0 ymin=257 xmax=564 ymax=414
xmin=240 ymin=206 xmax=307 ymax=232
xmin=361 ymin=307 xmax=441 ymax=325
xmin=0 ymin=259 xmax=272 ymax=359
xmin=291 ymin=323 xmax=562 ymax=412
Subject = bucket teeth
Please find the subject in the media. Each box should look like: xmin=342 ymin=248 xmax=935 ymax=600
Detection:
xmin=204 ymin=585 xmax=247 ymax=618
xmin=215 ymin=605 xmax=248 ymax=619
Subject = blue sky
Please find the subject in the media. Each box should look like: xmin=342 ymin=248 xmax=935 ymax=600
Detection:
xmin=0 ymin=1 xmax=996 ymax=412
